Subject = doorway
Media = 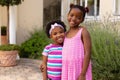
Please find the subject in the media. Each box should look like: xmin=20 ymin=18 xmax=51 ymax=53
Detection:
xmin=43 ymin=0 xmax=61 ymax=27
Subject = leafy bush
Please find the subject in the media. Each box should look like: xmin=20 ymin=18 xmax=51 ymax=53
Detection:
xmin=0 ymin=44 xmax=20 ymax=51
xmin=86 ymin=21 xmax=120 ymax=80
xmin=19 ymin=29 xmax=51 ymax=59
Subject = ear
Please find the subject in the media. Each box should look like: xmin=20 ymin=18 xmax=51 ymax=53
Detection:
xmin=67 ymin=13 xmax=69 ymax=16
xmin=50 ymin=35 xmax=52 ymax=39
xmin=50 ymin=34 xmax=54 ymax=41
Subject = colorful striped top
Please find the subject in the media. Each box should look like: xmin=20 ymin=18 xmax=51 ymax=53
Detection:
xmin=42 ymin=44 xmax=62 ymax=80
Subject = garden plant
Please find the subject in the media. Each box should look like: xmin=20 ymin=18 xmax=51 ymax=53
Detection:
xmin=85 ymin=20 xmax=120 ymax=80
xmin=20 ymin=29 xmax=52 ymax=59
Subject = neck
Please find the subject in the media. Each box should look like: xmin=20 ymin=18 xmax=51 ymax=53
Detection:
xmin=69 ymin=27 xmax=79 ymax=31
xmin=52 ymin=43 xmax=63 ymax=46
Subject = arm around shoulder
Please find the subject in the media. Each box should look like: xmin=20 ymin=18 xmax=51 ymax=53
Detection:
xmin=40 ymin=55 xmax=48 ymax=80
xmin=40 ymin=55 xmax=47 ymax=72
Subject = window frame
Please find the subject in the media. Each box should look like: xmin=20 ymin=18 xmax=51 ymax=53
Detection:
xmin=74 ymin=0 xmax=100 ymax=19
xmin=113 ymin=0 xmax=120 ymax=16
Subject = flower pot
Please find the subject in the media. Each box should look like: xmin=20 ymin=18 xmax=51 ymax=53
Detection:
xmin=0 ymin=50 xmax=18 ymax=67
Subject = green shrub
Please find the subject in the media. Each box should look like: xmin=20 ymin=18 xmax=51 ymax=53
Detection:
xmin=86 ymin=21 xmax=120 ymax=80
xmin=19 ymin=29 xmax=51 ymax=59
xmin=0 ymin=44 xmax=20 ymax=51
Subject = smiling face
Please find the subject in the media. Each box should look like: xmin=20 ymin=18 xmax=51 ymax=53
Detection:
xmin=67 ymin=8 xmax=83 ymax=28
xmin=50 ymin=26 xmax=65 ymax=45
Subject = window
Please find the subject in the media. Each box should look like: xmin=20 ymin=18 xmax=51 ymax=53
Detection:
xmin=114 ymin=0 xmax=120 ymax=15
xmin=75 ymin=0 xmax=100 ymax=16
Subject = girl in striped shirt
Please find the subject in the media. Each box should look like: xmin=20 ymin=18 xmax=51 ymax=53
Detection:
xmin=40 ymin=20 xmax=66 ymax=80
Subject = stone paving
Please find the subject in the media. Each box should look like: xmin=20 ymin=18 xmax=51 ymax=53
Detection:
xmin=0 ymin=58 xmax=43 ymax=80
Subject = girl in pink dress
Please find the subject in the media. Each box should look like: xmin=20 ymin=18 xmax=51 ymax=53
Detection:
xmin=62 ymin=4 xmax=92 ymax=80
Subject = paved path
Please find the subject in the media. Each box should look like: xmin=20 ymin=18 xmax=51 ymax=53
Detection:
xmin=0 ymin=58 xmax=43 ymax=80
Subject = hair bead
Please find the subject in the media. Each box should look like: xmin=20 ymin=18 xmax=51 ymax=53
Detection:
xmin=85 ymin=7 xmax=89 ymax=13
xmin=70 ymin=3 xmax=74 ymax=8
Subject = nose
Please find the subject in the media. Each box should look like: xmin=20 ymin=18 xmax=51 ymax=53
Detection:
xmin=57 ymin=33 xmax=62 ymax=38
xmin=57 ymin=33 xmax=61 ymax=37
xmin=71 ymin=16 xmax=76 ymax=21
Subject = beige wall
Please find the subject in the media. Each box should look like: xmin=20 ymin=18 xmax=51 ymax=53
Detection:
xmin=17 ymin=0 xmax=43 ymax=44
xmin=61 ymin=0 xmax=73 ymax=25
xmin=62 ymin=0 xmax=116 ymax=22
xmin=99 ymin=0 xmax=114 ymax=19
xmin=0 ymin=0 xmax=118 ymax=44
xmin=0 ymin=6 xmax=7 ymax=27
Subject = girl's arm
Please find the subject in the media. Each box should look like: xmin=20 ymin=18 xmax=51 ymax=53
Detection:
xmin=40 ymin=56 xmax=47 ymax=72
xmin=79 ymin=27 xmax=92 ymax=79
xmin=40 ymin=56 xmax=47 ymax=80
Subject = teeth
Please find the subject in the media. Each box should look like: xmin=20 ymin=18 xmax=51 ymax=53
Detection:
xmin=70 ymin=22 xmax=75 ymax=25
xmin=58 ymin=38 xmax=63 ymax=41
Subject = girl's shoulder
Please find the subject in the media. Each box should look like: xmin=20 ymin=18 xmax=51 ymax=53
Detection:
xmin=79 ymin=26 xmax=90 ymax=36
xmin=44 ymin=44 xmax=53 ymax=49
xmin=45 ymin=44 xmax=62 ymax=49
xmin=79 ymin=26 xmax=88 ymax=32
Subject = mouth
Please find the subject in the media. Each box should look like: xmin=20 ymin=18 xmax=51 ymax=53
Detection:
xmin=70 ymin=21 xmax=76 ymax=26
xmin=57 ymin=37 xmax=64 ymax=42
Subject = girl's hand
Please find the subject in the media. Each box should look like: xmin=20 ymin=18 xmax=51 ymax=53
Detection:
xmin=40 ymin=63 xmax=46 ymax=72
xmin=77 ymin=73 xmax=86 ymax=80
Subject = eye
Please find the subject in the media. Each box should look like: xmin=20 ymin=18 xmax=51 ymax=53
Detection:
xmin=69 ymin=14 xmax=74 ymax=17
xmin=53 ymin=32 xmax=57 ymax=35
xmin=77 ymin=17 xmax=81 ymax=19
xmin=59 ymin=30 xmax=63 ymax=33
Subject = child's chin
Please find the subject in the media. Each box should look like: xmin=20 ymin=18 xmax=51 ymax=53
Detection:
xmin=58 ymin=40 xmax=63 ymax=43
xmin=59 ymin=42 xmax=63 ymax=44
xmin=58 ymin=42 xmax=63 ymax=44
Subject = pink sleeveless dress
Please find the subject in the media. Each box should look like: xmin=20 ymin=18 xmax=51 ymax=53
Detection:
xmin=62 ymin=28 xmax=92 ymax=80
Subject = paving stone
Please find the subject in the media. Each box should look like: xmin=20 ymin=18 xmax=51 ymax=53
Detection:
xmin=0 ymin=58 xmax=43 ymax=80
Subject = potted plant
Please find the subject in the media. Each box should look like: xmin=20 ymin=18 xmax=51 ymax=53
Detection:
xmin=0 ymin=44 xmax=20 ymax=67
xmin=1 ymin=26 xmax=8 ymax=45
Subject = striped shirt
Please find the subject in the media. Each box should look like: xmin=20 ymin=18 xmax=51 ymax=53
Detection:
xmin=42 ymin=44 xmax=62 ymax=80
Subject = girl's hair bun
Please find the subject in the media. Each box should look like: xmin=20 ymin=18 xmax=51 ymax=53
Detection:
xmin=70 ymin=3 xmax=74 ymax=8
xmin=85 ymin=7 xmax=89 ymax=13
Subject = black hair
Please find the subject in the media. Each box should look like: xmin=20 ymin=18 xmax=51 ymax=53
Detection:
xmin=69 ymin=4 xmax=89 ymax=22
xmin=45 ymin=20 xmax=66 ymax=38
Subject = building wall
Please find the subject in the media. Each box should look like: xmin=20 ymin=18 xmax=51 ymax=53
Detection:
xmin=0 ymin=6 xmax=7 ymax=27
xmin=0 ymin=6 xmax=8 ymax=45
xmin=61 ymin=0 xmax=117 ymax=22
xmin=0 ymin=0 xmax=119 ymax=44
xmin=61 ymin=0 xmax=71 ymax=25
xmin=99 ymin=0 xmax=114 ymax=19
xmin=17 ymin=0 xmax=43 ymax=44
